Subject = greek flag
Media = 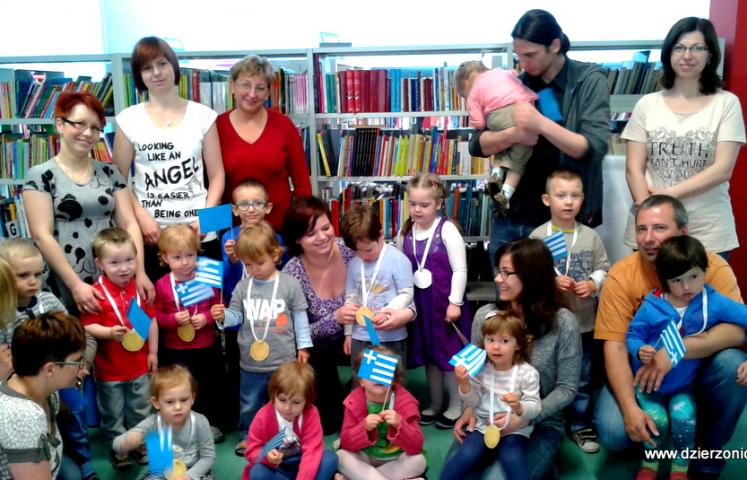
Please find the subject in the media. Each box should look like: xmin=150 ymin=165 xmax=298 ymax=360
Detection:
xmin=357 ymin=349 xmax=399 ymax=386
xmin=544 ymin=231 xmax=567 ymax=260
xmin=449 ymin=343 xmax=486 ymax=377
xmin=195 ymin=257 xmax=223 ymax=288
xmin=175 ymin=279 xmax=215 ymax=307
xmin=659 ymin=319 xmax=686 ymax=367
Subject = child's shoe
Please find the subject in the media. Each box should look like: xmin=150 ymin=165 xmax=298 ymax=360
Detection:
xmin=494 ymin=191 xmax=510 ymax=218
xmin=130 ymin=444 xmax=148 ymax=465
xmin=635 ymin=467 xmax=658 ymax=480
xmin=419 ymin=409 xmax=437 ymax=426
xmin=110 ymin=450 xmax=133 ymax=470
xmin=211 ymin=425 xmax=225 ymax=444
xmin=235 ymin=439 xmax=248 ymax=457
xmin=569 ymin=427 xmax=600 ymax=454
xmin=486 ymin=174 xmax=504 ymax=202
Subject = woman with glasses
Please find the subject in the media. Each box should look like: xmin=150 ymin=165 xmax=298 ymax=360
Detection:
xmin=447 ymin=238 xmax=581 ymax=480
xmin=113 ymin=36 xmax=225 ymax=280
xmin=623 ymin=17 xmax=745 ymax=258
xmin=0 ymin=311 xmax=86 ymax=479
xmin=216 ymin=55 xmax=312 ymax=231
xmin=22 ymin=92 xmax=151 ymax=314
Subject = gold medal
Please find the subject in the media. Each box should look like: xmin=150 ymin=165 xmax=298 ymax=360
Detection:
xmin=250 ymin=340 xmax=270 ymax=361
xmin=484 ymin=424 xmax=501 ymax=449
xmin=122 ymin=330 xmax=144 ymax=352
xmin=165 ymin=458 xmax=188 ymax=480
xmin=355 ymin=306 xmax=375 ymax=327
xmin=177 ymin=324 xmax=196 ymax=342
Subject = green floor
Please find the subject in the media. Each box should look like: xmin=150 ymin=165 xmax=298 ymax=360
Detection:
xmin=91 ymin=366 xmax=747 ymax=479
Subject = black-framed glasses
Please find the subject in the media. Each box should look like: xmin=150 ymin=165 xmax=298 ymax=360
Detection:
xmin=496 ymin=270 xmax=517 ymax=280
xmin=60 ymin=117 xmax=104 ymax=135
xmin=672 ymin=44 xmax=708 ymax=55
xmin=54 ymin=358 xmax=87 ymax=370
xmin=235 ymin=200 xmax=268 ymax=211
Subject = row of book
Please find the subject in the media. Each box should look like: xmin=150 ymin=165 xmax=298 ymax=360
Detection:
xmin=603 ymin=61 xmax=663 ymax=96
xmin=321 ymin=179 xmax=490 ymax=239
xmin=0 ymin=193 xmax=29 ymax=240
xmin=0 ymin=70 xmax=114 ymax=119
xmin=316 ymin=126 xmax=491 ymax=177
xmin=314 ymin=65 xmax=466 ymax=114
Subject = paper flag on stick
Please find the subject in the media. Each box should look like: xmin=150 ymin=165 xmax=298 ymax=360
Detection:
xmin=195 ymin=256 xmax=223 ymax=288
xmin=197 ymin=204 xmax=233 ymax=234
xmin=145 ymin=430 xmax=173 ymax=474
xmin=449 ymin=343 xmax=487 ymax=377
xmin=658 ymin=319 xmax=686 ymax=367
xmin=175 ymin=280 xmax=215 ymax=307
xmin=543 ymin=230 xmax=567 ymax=261
xmin=258 ymin=428 xmax=287 ymax=460
xmin=358 ymin=349 xmax=398 ymax=386
xmin=127 ymin=301 xmax=151 ymax=340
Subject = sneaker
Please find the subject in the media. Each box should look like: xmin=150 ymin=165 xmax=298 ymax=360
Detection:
xmin=419 ymin=410 xmax=436 ymax=426
xmin=434 ymin=413 xmax=456 ymax=430
xmin=486 ymin=175 xmax=504 ymax=200
xmin=211 ymin=426 xmax=225 ymax=444
xmin=332 ymin=438 xmax=341 ymax=450
xmin=110 ymin=450 xmax=133 ymax=470
xmin=235 ymin=439 xmax=248 ymax=457
xmin=493 ymin=191 xmax=510 ymax=218
xmin=635 ymin=467 xmax=658 ymax=480
xmin=570 ymin=427 xmax=600 ymax=454
xmin=130 ymin=444 xmax=148 ymax=465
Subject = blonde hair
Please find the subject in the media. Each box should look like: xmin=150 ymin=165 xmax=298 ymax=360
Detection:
xmin=230 ymin=55 xmax=273 ymax=87
xmin=0 ymin=238 xmax=41 ymax=262
xmin=401 ymin=173 xmax=448 ymax=236
xmin=158 ymin=224 xmax=201 ymax=265
xmin=455 ymin=61 xmax=488 ymax=97
xmin=236 ymin=221 xmax=284 ymax=263
xmin=267 ymin=361 xmax=316 ymax=405
xmin=481 ymin=311 xmax=533 ymax=365
xmin=92 ymin=227 xmax=136 ymax=259
xmin=0 ymin=258 xmax=17 ymax=329
xmin=150 ymin=364 xmax=198 ymax=399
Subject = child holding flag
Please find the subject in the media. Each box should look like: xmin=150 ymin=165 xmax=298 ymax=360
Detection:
xmin=154 ymin=223 xmax=228 ymax=443
xmin=529 ymin=168 xmax=609 ymax=453
xmin=337 ymin=346 xmax=426 ymax=480
xmin=81 ymin=228 xmax=158 ymax=469
xmin=211 ymin=222 xmax=311 ymax=456
xmin=626 ymin=235 xmax=747 ymax=480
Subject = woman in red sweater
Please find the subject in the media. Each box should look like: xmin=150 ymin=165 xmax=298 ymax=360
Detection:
xmin=217 ymin=55 xmax=312 ymax=231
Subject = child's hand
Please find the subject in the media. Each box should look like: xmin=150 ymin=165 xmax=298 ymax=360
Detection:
xmin=454 ymin=365 xmax=469 ymax=383
xmin=297 ymin=349 xmax=310 ymax=363
xmin=737 ymin=360 xmax=747 ymax=386
xmin=174 ymin=310 xmax=191 ymax=326
xmin=147 ymin=352 xmax=158 ymax=373
xmin=110 ymin=325 xmax=128 ymax=341
xmin=445 ymin=303 xmax=461 ymax=323
xmin=224 ymin=239 xmax=238 ymax=263
xmin=335 ymin=304 xmax=359 ymax=325
xmin=266 ymin=448 xmax=283 ymax=465
xmin=120 ymin=431 xmax=144 ymax=454
xmin=364 ymin=413 xmax=382 ymax=431
xmin=573 ymin=279 xmax=596 ymax=298
xmin=380 ymin=409 xmax=401 ymax=429
xmin=343 ymin=336 xmax=352 ymax=356
xmin=191 ymin=313 xmax=208 ymax=330
xmin=210 ymin=304 xmax=225 ymax=322
xmin=555 ymin=275 xmax=575 ymax=292
xmin=639 ymin=345 xmax=656 ymax=364
xmin=502 ymin=392 xmax=523 ymax=416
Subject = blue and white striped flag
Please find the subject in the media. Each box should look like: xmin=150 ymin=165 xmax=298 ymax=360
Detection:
xmin=175 ymin=279 xmax=215 ymax=307
xmin=358 ymin=349 xmax=399 ymax=386
xmin=544 ymin=231 xmax=567 ymax=261
xmin=195 ymin=256 xmax=223 ymax=288
xmin=449 ymin=343 xmax=487 ymax=377
xmin=658 ymin=319 xmax=686 ymax=367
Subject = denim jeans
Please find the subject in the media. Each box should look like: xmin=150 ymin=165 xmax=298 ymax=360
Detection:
xmin=442 ymin=431 xmax=529 ymax=480
xmin=567 ymin=332 xmax=594 ymax=432
xmin=58 ymin=387 xmax=95 ymax=479
xmin=239 ymin=369 xmax=272 ymax=436
xmin=489 ymin=213 xmax=541 ymax=270
xmin=249 ymin=449 xmax=338 ymax=480
xmin=96 ymin=374 xmax=151 ymax=441
xmin=593 ymin=348 xmax=747 ymax=475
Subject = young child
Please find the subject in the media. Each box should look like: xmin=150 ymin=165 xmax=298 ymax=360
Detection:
xmin=113 ymin=364 xmax=215 ymax=480
xmin=155 ymin=224 xmax=228 ymax=443
xmin=210 ymin=222 xmax=311 ymax=457
xmin=341 ymin=205 xmax=414 ymax=363
xmin=455 ymin=60 xmax=538 ymax=216
xmin=626 ymin=235 xmax=747 ymax=480
xmin=0 ymin=239 xmax=100 ymax=479
xmin=529 ymin=168 xmax=609 ymax=453
xmin=337 ymin=346 xmax=426 ymax=480
xmin=81 ymin=227 xmax=158 ymax=470
xmin=441 ymin=312 xmax=541 ymax=480
xmin=397 ymin=173 xmax=472 ymax=429
xmin=244 ymin=361 xmax=338 ymax=480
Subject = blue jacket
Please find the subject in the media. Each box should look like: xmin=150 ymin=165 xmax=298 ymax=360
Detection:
xmin=627 ymin=284 xmax=747 ymax=393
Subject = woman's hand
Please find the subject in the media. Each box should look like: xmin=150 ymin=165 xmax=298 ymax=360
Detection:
xmin=335 ymin=304 xmax=358 ymax=325
xmin=138 ymin=212 xmax=162 ymax=246
xmin=135 ymin=272 xmax=155 ymax=305
xmin=445 ymin=303 xmax=461 ymax=323
xmin=191 ymin=313 xmax=208 ymax=330
xmin=73 ymin=281 xmax=104 ymax=314
xmin=453 ymin=406 xmax=476 ymax=443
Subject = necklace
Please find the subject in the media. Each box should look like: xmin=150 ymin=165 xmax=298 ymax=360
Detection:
xmin=55 ymin=156 xmax=93 ymax=185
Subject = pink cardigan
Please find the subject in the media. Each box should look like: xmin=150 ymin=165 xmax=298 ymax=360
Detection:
xmin=339 ymin=385 xmax=423 ymax=455
xmin=154 ymin=274 xmax=219 ymax=350
xmin=243 ymin=402 xmax=325 ymax=480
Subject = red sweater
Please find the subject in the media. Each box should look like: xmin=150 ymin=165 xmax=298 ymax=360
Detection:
xmin=243 ymin=402 xmax=324 ymax=480
xmin=339 ymin=385 xmax=424 ymax=455
xmin=154 ymin=274 xmax=219 ymax=350
xmin=217 ymin=109 xmax=312 ymax=230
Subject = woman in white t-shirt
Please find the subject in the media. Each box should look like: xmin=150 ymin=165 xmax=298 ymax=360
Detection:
xmin=623 ymin=17 xmax=745 ymax=257
xmin=113 ymin=36 xmax=225 ymax=280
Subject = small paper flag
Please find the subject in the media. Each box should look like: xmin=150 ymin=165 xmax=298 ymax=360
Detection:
xmin=449 ymin=343 xmax=487 ymax=377
xmin=195 ymin=256 xmax=223 ymax=288
xmin=145 ymin=430 xmax=173 ymax=474
xmin=544 ymin=230 xmax=567 ymax=261
xmin=258 ymin=428 xmax=287 ymax=460
xmin=658 ymin=319 xmax=686 ymax=367
xmin=175 ymin=279 xmax=215 ymax=307
xmin=358 ymin=349 xmax=398 ymax=386
xmin=197 ymin=204 xmax=233 ymax=234
xmin=363 ymin=313 xmax=380 ymax=346
xmin=126 ymin=301 xmax=151 ymax=340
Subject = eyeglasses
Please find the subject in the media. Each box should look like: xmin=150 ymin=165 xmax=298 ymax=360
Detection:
xmin=235 ymin=200 xmax=268 ymax=211
xmin=54 ymin=358 xmax=87 ymax=371
xmin=60 ymin=117 xmax=104 ymax=135
xmin=672 ymin=44 xmax=708 ymax=55
xmin=496 ymin=270 xmax=517 ymax=280
xmin=235 ymin=82 xmax=269 ymax=94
